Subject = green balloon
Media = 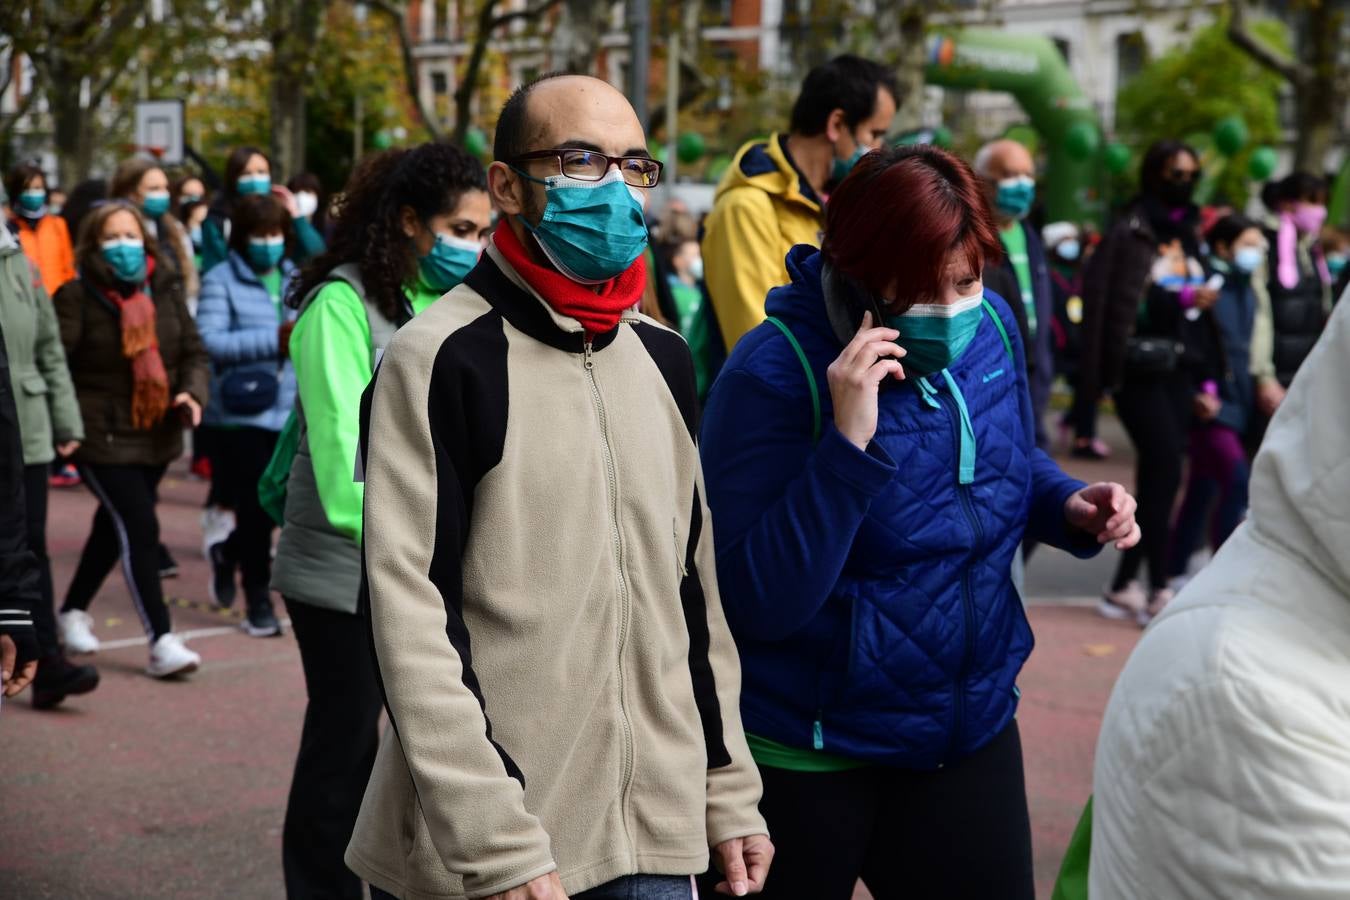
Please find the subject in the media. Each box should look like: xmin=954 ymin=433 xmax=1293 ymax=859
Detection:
xmin=1063 ymin=121 xmax=1099 ymax=162
xmin=676 ymin=132 xmax=706 ymax=165
xmin=707 ymin=153 xmax=732 ymax=183
xmin=1004 ymin=124 xmax=1040 ymax=155
xmin=1213 ymin=115 xmax=1248 ymax=157
xmin=1248 ymin=145 xmax=1278 ymax=181
xmin=932 ymin=125 xmax=952 ymax=149
xmin=650 ymin=144 xmax=667 ymax=164
xmin=1104 ymin=142 xmax=1131 ymax=175
xmin=463 ymin=127 xmax=488 ymax=158
xmin=371 ymin=130 xmax=393 ymax=150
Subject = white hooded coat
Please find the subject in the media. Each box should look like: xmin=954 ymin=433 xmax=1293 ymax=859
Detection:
xmin=1091 ymin=290 xmax=1350 ymax=899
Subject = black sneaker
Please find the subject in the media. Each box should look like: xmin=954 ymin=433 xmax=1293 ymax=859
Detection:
xmin=243 ymin=593 xmax=282 ymax=638
xmin=32 ymin=654 xmax=101 ymax=710
xmin=158 ymin=544 xmax=180 ymax=579
xmin=209 ymin=541 xmax=237 ymax=609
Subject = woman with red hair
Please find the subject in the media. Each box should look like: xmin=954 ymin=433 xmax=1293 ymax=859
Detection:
xmin=699 ymin=145 xmax=1139 ymax=898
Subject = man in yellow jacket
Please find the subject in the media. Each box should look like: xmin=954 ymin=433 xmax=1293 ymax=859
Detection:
xmin=702 ymin=55 xmax=897 ymax=352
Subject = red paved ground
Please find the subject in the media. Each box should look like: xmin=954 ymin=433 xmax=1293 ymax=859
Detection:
xmin=0 ymin=447 xmax=1141 ymax=899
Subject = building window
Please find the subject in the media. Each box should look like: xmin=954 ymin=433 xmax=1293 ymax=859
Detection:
xmin=431 ymin=71 xmax=449 ymax=95
xmin=1116 ymin=32 xmax=1146 ymax=87
xmin=1053 ymin=37 xmax=1071 ymax=66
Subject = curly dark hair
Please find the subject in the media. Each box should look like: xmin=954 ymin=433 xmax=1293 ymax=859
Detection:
xmin=288 ymin=142 xmax=488 ymax=321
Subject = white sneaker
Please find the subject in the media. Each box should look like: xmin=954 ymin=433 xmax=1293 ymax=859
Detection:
xmin=1137 ymin=588 xmax=1175 ymax=628
xmin=60 ymin=609 xmax=100 ymax=654
xmin=1098 ymin=581 xmax=1146 ymax=621
xmin=200 ymin=506 xmax=236 ymax=559
xmin=147 ymin=633 xmax=201 ymax=678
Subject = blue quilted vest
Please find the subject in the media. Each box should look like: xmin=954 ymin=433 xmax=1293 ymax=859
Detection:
xmin=703 ymin=246 xmax=1089 ymax=769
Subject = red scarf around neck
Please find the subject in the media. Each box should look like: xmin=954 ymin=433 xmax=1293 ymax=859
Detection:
xmin=97 ymin=256 xmax=169 ymax=429
xmin=493 ymin=221 xmax=646 ymax=336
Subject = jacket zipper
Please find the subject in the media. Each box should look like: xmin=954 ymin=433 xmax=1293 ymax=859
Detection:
xmin=584 ymin=340 xmax=636 ymax=858
xmin=937 ymin=388 xmax=982 ymax=762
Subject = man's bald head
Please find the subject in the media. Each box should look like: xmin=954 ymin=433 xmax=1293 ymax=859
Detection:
xmin=973 ymin=139 xmax=1035 ymax=182
xmin=493 ymin=73 xmax=644 ymax=163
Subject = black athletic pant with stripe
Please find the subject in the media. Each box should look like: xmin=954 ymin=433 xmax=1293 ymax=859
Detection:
xmin=63 ymin=463 xmax=172 ymax=640
xmin=23 ymin=464 xmax=59 ymax=656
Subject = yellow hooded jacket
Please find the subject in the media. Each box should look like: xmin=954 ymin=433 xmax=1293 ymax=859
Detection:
xmin=702 ymin=134 xmax=824 ymax=352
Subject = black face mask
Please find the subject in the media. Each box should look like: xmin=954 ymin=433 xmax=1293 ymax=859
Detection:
xmin=1158 ymin=179 xmax=1196 ymax=208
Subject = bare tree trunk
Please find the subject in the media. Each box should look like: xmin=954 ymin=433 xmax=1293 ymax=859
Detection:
xmin=452 ymin=0 xmax=563 ymax=146
xmin=549 ymin=0 xmax=607 ymax=74
xmin=1228 ymin=0 xmax=1347 ymax=175
xmin=47 ymin=65 xmax=90 ymax=188
xmin=644 ymin=1 xmax=712 ymax=139
xmin=269 ymin=0 xmax=328 ymax=180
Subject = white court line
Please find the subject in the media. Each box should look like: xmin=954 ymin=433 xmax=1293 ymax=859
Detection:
xmin=99 ymin=620 xmax=293 ymax=650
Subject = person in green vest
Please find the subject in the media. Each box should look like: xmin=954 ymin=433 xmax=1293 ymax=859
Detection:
xmin=662 ymin=235 xmax=719 ymax=400
xmin=272 ymin=141 xmax=490 ymax=900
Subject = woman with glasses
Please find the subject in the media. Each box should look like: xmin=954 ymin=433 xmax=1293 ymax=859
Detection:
xmin=274 ymin=141 xmax=490 ymax=900
xmin=1081 ymin=140 xmax=1219 ymax=624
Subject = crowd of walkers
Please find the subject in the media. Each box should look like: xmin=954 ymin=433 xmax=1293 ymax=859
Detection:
xmin=0 ymin=50 xmax=1344 ymax=900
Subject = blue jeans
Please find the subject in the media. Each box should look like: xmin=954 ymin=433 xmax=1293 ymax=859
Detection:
xmin=370 ymin=875 xmax=692 ymax=900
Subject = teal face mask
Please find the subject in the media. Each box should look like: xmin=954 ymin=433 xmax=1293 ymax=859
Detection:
xmin=247 ymin=236 xmax=285 ymax=271
xmin=513 ymin=168 xmax=649 ymax=284
xmin=101 ymin=238 xmax=147 ymax=283
xmin=889 ymin=291 xmax=985 ymax=375
xmin=1328 ymin=253 xmax=1347 ymax=278
xmin=419 ymin=233 xmax=480 ymax=292
xmin=141 ymin=190 xmax=171 ymax=219
xmin=995 ymin=176 xmax=1035 ymax=220
xmin=18 ymin=189 xmax=47 ymax=214
xmin=831 ymin=143 xmax=868 ymax=184
xmin=237 ymin=174 xmax=272 ymax=196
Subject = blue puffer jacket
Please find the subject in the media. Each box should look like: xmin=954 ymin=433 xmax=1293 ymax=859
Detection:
xmin=700 ymin=246 xmax=1098 ymax=769
xmin=196 ymin=251 xmax=298 ymax=431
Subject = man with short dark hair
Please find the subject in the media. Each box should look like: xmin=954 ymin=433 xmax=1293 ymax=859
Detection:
xmin=702 ymin=55 xmax=898 ymax=352
xmin=348 ymin=73 xmax=771 ymax=900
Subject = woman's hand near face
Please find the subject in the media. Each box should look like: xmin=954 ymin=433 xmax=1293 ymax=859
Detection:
xmin=827 ymin=311 xmax=906 ymax=452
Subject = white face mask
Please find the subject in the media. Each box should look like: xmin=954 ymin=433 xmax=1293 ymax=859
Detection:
xmin=294 ymin=191 xmax=319 ymax=219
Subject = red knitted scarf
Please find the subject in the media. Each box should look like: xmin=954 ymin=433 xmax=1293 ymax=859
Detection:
xmin=493 ymin=221 xmax=646 ymax=336
xmin=97 ymin=256 xmax=169 ymax=430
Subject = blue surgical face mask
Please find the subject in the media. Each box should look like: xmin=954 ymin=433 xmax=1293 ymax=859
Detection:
xmin=190 ymin=224 xmax=203 ymax=247
xmin=513 ymin=168 xmax=649 ymax=284
xmin=1056 ymin=239 xmax=1081 ymax=262
xmin=141 ymin=190 xmax=171 ymax=219
xmin=246 ymin=235 xmax=285 ymax=271
xmin=1328 ymin=252 xmax=1347 ymax=278
xmin=687 ymin=255 xmax=704 ymax=282
xmin=101 ymin=237 xmax=147 ymax=283
xmin=995 ymin=175 xmax=1035 ymax=220
xmin=888 ymin=290 xmax=985 ymax=376
xmin=180 ymin=192 xmax=203 ymax=206
xmin=1233 ymin=245 xmax=1265 ymax=275
xmin=17 ymin=189 xmax=47 ymax=215
xmin=237 ymin=173 xmax=272 ymax=196
xmin=831 ymin=139 xmax=869 ymax=184
xmin=419 ymin=232 xmax=480 ymax=292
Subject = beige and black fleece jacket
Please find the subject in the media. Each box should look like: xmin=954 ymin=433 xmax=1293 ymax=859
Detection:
xmin=346 ymin=241 xmax=766 ymax=900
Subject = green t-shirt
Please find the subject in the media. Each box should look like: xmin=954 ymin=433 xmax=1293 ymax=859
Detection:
xmin=260 ymin=268 xmax=283 ymax=319
xmin=745 ymin=732 xmax=868 ymax=772
xmin=666 ymin=275 xmax=713 ymax=399
xmin=1000 ymin=223 xmax=1036 ymax=334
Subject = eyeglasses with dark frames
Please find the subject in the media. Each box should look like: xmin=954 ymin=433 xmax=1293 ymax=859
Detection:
xmin=511 ymin=148 xmax=663 ymax=188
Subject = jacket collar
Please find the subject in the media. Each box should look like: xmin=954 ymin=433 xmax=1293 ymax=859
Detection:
xmin=467 ymin=242 xmax=623 ymax=354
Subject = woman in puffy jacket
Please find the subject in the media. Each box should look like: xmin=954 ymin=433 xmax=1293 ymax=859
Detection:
xmin=195 ymin=193 xmax=297 ymax=638
xmin=698 ymin=145 xmax=1139 ymax=900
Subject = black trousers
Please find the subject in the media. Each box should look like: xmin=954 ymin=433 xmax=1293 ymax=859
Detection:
xmin=23 ymin=464 xmax=58 ymax=656
xmin=212 ymin=427 xmax=279 ymax=596
xmin=63 ymin=463 xmax=172 ymax=640
xmin=1111 ymin=375 xmax=1192 ymax=591
xmin=283 ymin=599 xmax=383 ymax=900
xmin=700 ymin=721 xmax=1034 ymax=900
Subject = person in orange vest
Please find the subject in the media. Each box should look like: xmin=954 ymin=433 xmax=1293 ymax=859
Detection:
xmin=5 ymin=163 xmax=75 ymax=296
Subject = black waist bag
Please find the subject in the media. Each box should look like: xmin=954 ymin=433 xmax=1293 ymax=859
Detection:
xmin=220 ymin=367 xmax=280 ymax=415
